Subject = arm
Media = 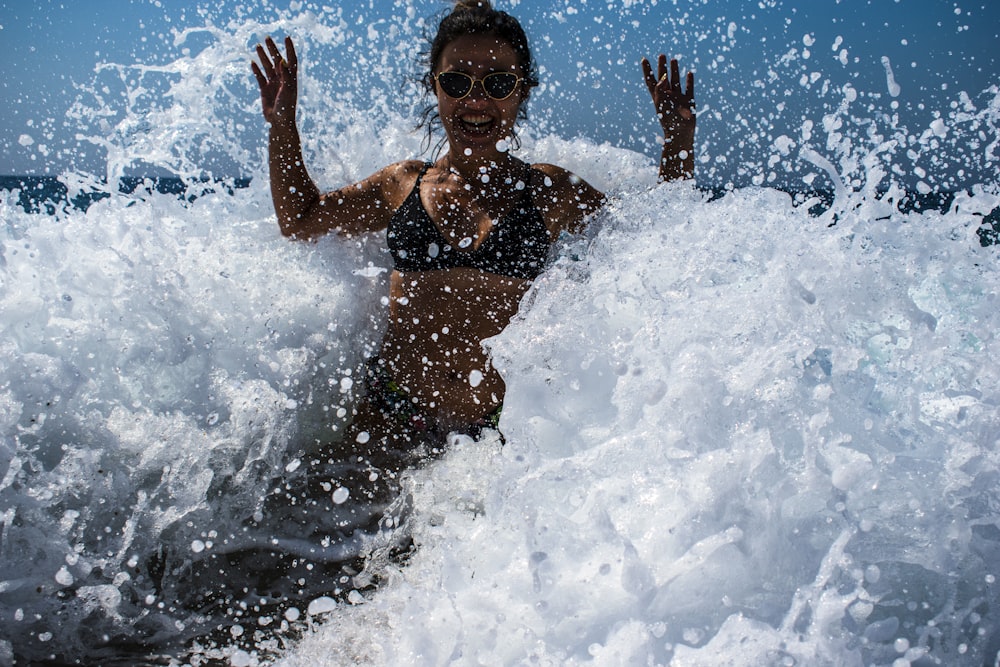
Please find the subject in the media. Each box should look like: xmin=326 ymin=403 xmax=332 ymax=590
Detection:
xmin=641 ymin=55 xmax=696 ymax=182
xmin=530 ymin=164 xmax=606 ymax=237
xmin=252 ymin=36 xmax=400 ymax=239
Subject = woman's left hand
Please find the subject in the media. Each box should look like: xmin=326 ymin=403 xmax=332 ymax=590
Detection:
xmin=641 ymin=54 xmax=696 ymax=135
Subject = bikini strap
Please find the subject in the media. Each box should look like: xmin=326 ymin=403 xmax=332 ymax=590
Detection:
xmin=413 ymin=161 xmax=432 ymax=190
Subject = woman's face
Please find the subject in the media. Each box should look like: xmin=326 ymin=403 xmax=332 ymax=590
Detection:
xmin=433 ymin=34 xmax=527 ymax=164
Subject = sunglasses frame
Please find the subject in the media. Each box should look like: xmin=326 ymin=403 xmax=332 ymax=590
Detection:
xmin=434 ymin=71 xmax=526 ymax=101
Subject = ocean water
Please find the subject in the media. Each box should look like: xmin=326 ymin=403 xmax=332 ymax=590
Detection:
xmin=2 ymin=3 xmax=1000 ymax=666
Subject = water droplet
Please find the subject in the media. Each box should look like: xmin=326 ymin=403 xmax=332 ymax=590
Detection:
xmin=307 ymin=596 xmax=337 ymax=616
xmin=54 ymin=566 xmax=74 ymax=586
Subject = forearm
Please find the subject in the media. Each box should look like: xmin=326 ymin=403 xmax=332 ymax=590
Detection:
xmin=658 ymin=124 xmax=696 ymax=182
xmin=268 ymin=123 xmax=323 ymax=237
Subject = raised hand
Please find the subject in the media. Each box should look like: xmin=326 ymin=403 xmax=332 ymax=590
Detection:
xmin=641 ymin=54 xmax=695 ymax=134
xmin=641 ymin=54 xmax=696 ymax=181
xmin=251 ymin=36 xmax=298 ymax=128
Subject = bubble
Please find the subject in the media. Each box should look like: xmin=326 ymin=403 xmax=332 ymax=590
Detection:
xmin=54 ymin=566 xmax=74 ymax=586
xmin=230 ymin=650 xmax=253 ymax=667
xmin=332 ymin=486 xmax=350 ymax=504
xmin=496 ymin=138 xmax=510 ymax=152
xmin=356 ymin=431 xmax=370 ymax=444
xmin=307 ymin=596 xmax=338 ymax=616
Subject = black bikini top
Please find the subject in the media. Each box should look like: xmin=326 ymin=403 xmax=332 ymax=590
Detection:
xmin=387 ymin=163 xmax=551 ymax=280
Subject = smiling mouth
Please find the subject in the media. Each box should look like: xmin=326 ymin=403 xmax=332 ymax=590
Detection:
xmin=458 ymin=114 xmax=496 ymax=136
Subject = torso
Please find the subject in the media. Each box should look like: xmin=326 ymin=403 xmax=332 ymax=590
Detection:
xmin=387 ymin=162 xmax=551 ymax=280
xmin=377 ymin=158 xmax=556 ymax=428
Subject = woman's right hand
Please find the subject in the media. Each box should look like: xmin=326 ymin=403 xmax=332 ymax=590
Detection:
xmin=251 ymin=36 xmax=298 ymax=128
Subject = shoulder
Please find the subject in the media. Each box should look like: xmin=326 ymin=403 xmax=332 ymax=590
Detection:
xmin=528 ymin=162 xmax=602 ymax=200
xmin=335 ymin=159 xmax=426 ymax=211
xmin=527 ymin=163 xmax=606 ymax=234
xmin=368 ymin=159 xmax=427 ymax=194
xmin=309 ymin=160 xmax=429 ymax=237
xmin=528 ymin=162 xmax=576 ymax=185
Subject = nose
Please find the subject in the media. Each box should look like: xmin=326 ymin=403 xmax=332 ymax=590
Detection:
xmin=464 ymin=79 xmax=490 ymax=103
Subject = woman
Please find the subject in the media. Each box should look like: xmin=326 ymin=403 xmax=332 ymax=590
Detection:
xmin=252 ymin=0 xmax=695 ymax=468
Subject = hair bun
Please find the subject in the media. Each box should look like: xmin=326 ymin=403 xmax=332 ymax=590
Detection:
xmin=454 ymin=0 xmax=492 ymax=10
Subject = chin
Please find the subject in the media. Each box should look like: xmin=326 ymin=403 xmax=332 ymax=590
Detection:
xmin=447 ymin=130 xmax=510 ymax=161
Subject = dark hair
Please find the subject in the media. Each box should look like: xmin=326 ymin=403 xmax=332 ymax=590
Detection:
xmin=416 ymin=0 xmax=538 ymax=154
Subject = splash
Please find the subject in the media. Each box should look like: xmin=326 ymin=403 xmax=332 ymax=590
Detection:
xmin=1 ymin=1 xmax=999 ymax=665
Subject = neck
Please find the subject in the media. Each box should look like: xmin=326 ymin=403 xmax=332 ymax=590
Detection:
xmin=441 ymin=149 xmax=520 ymax=183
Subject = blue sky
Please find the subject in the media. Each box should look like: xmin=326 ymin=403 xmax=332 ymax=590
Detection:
xmin=2 ymin=0 xmax=998 ymax=188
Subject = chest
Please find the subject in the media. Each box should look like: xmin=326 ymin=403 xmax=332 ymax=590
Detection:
xmin=386 ymin=181 xmax=552 ymax=280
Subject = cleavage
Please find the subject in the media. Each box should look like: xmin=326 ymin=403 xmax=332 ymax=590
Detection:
xmin=420 ymin=170 xmax=522 ymax=253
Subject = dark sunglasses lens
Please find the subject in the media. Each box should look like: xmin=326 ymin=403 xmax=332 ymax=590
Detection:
xmin=437 ymin=72 xmax=473 ymax=98
xmin=483 ymin=73 xmax=518 ymax=99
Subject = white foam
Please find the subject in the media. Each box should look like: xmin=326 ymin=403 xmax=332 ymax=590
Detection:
xmin=275 ymin=178 xmax=1000 ymax=666
xmin=2 ymin=2 xmax=999 ymax=665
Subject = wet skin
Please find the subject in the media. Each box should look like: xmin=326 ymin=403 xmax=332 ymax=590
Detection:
xmin=252 ymin=32 xmax=691 ymax=450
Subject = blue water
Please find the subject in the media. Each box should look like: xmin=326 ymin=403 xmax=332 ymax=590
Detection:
xmin=2 ymin=3 xmax=1000 ymax=666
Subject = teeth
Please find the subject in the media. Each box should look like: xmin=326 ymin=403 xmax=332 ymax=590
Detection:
xmin=462 ymin=115 xmax=492 ymax=127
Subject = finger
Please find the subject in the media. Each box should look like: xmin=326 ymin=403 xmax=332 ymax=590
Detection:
xmin=255 ymin=43 xmax=276 ymax=78
xmin=251 ymin=61 xmax=267 ymax=89
xmin=641 ymin=57 xmax=656 ymax=94
xmin=265 ymin=36 xmax=284 ymax=67
xmin=686 ymin=71 xmax=695 ymax=100
xmin=657 ymin=54 xmax=668 ymax=82
xmin=670 ymin=59 xmax=681 ymax=90
xmin=285 ymin=36 xmax=298 ymax=71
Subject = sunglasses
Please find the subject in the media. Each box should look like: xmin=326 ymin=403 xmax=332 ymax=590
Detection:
xmin=435 ymin=71 xmax=526 ymax=101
